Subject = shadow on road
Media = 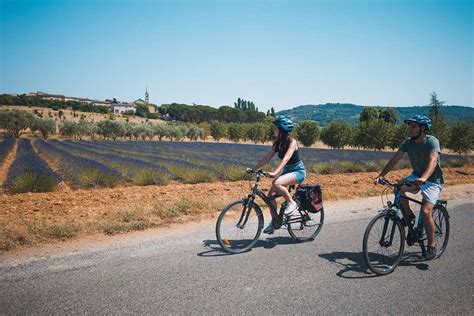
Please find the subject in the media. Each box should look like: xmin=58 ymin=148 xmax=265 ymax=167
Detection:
xmin=319 ymin=250 xmax=429 ymax=278
xmin=197 ymin=236 xmax=299 ymax=257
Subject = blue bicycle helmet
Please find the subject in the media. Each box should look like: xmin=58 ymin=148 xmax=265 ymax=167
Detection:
xmin=404 ymin=115 xmax=432 ymax=131
xmin=272 ymin=116 xmax=295 ymax=133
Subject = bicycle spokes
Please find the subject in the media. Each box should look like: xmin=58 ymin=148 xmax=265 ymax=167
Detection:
xmin=363 ymin=213 xmax=404 ymax=275
xmin=216 ymin=199 xmax=263 ymax=254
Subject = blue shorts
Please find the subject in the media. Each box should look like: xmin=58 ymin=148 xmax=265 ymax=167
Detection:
xmin=281 ymin=161 xmax=306 ymax=184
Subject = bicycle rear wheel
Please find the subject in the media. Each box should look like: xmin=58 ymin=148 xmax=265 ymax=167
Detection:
xmin=363 ymin=212 xmax=405 ymax=275
xmin=215 ymin=199 xmax=263 ymax=254
xmin=419 ymin=205 xmax=450 ymax=259
xmin=287 ymin=208 xmax=324 ymax=242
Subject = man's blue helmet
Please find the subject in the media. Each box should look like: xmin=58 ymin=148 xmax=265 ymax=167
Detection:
xmin=404 ymin=115 xmax=432 ymax=131
xmin=272 ymin=116 xmax=295 ymax=133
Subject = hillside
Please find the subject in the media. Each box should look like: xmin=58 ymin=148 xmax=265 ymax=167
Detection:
xmin=0 ymin=105 xmax=165 ymax=125
xmin=276 ymin=103 xmax=474 ymax=126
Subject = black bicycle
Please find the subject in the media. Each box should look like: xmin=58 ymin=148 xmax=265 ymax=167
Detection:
xmin=215 ymin=169 xmax=324 ymax=254
xmin=362 ymin=177 xmax=450 ymax=275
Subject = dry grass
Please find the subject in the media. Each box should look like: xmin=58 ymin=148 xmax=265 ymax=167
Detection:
xmin=0 ymin=105 xmax=164 ymax=128
xmin=0 ymin=165 xmax=472 ymax=253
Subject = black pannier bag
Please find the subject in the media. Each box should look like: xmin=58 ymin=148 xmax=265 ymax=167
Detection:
xmin=295 ymin=184 xmax=323 ymax=213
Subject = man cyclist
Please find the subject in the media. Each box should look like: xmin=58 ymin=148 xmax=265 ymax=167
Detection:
xmin=374 ymin=115 xmax=444 ymax=260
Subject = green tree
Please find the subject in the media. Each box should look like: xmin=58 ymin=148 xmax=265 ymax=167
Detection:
xmin=447 ymin=121 xmax=474 ymax=154
xmin=228 ymin=123 xmax=244 ymax=142
xmin=169 ymin=125 xmax=184 ymax=141
xmin=245 ymin=123 xmax=269 ymax=144
xmin=295 ymin=120 xmax=319 ymax=147
xmin=389 ymin=123 xmax=408 ymax=150
xmin=76 ymin=120 xmax=95 ymax=140
xmin=357 ymin=120 xmax=395 ymax=150
xmin=428 ymin=92 xmax=450 ymax=147
xmin=86 ymin=121 xmax=99 ymax=140
xmin=186 ymin=125 xmax=202 ymax=141
xmin=153 ymin=124 xmax=164 ymax=141
xmin=210 ymin=122 xmax=227 ymax=141
xmin=0 ymin=110 xmax=36 ymax=138
xmin=320 ymin=121 xmax=351 ymax=149
xmin=59 ymin=121 xmax=78 ymax=138
xmin=135 ymin=104 xmax=150 ymax=117
xmin=359 ymin=107 xmax=379 ymax=123
xmin=123 ymin=122 xmax=135 ymax=140
xmin=379 ymin=108 xmax=399 ymax=124
xmin=97 ymin=120 xmax=125 ymax=141
xmin=36 ymin=118 xmax=56 ymax=140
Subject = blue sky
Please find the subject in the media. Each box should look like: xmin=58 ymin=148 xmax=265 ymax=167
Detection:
xmin=0 ymin=0 xmax=472 ymax=111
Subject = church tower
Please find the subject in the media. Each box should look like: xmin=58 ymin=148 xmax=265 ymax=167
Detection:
xmin=145 ymin=86 xmax=149 ymax=103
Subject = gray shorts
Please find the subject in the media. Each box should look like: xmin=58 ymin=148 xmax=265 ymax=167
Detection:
xmin=404 ymin=174 xmax=444 ymax=205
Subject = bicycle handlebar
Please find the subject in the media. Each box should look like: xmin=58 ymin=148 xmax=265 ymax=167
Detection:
xmin=377 ymin=177 xmax=424 ymax=188
xmin=246 ymin=168 xmax=269 ymax=177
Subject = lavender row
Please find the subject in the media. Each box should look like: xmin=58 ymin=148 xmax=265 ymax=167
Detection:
xmin=4 ymin=139 xmax=61 ymax=192
xmin=35 ymin=139 xmax=121 ymax=188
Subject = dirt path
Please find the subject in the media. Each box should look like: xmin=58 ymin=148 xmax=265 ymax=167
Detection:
xmin=31 ymin=139 xmax=72 ymax=193
xmin=0 ymin=139 xmax=18 ymax=190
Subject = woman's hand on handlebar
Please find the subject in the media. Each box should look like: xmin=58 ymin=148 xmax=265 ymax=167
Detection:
xmin=246 ymin=168 xmax=269 ymax=177
xmin=267 ymin=171 xmax=277 ymax=178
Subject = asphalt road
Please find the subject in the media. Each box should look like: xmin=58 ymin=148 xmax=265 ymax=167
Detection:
xmin=1 ymin=195 xmax=473 ymax=315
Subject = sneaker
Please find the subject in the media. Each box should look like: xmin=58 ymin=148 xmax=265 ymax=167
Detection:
xmin=263 ymin=221 xmax=274 ymax=234
xmin=284 ymin=201 xmax=298 ymax=216
xmin=425 ymin=246 xmax=437 ymax=260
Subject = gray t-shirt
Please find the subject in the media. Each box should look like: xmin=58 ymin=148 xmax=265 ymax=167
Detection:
xmin=399 ymin=135 xmax=444 ymax=184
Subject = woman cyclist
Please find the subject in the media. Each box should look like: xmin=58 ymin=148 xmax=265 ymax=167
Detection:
xmin=251 ymin=116 xmax=307 ymax=234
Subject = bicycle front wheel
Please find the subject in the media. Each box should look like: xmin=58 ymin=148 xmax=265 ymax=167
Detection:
xmin=363 ymin=212 xmax=405 ymax=275
xmin=215 ymin=199 xmax=263 ymax=254
xmin=287 ymin=209 xmax=324 ymax=242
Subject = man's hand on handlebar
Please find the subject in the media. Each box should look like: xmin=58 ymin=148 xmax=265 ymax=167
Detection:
xmin=374 ymin=175 xmax=385 ymax=185
xmin=414 ymin=177 xmax=427 ymax=185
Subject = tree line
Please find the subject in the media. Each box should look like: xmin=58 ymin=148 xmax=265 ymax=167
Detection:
xmin=1 ymin=93 xmax=472 ymax=153
xmin=0 ymin=110 xmax=206 ymax=142
xmin=317 ymin=93 xmax=473 ymax=154
xmin=157 ymin=103 xmax=269 ymax=124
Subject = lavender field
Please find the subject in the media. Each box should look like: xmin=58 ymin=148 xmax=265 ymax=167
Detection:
xmin=0 ymin=139 xmax=469 ymax=193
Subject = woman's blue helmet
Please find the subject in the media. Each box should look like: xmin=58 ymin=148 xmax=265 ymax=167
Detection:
xmin=272 ymin=116 xmax=295 ymax=133
xmin=404 ymin=115 xmax=432 ymax=131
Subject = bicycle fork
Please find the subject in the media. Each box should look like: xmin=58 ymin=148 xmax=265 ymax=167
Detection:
xmin=236 ymin=196 xmax=255 ymax=229
xmin=379 ymin=215 xmax=398 ymax=247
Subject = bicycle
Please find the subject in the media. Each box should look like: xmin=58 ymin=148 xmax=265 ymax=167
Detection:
xmin=215 ymin=168 xmax=324 ymax=254
xmin=362 ymin=177 xmax=450 ymax=275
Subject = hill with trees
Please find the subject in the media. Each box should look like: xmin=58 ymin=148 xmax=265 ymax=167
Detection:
xmin=277 ymin=103 xmax=474 ymax=126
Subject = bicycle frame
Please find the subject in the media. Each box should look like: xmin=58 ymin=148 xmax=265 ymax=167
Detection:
xmin=394 ymin=190 xmax=425 ymax=241
xmin=240 ymin=171 xmax=303 ymax=229
xmin=364 ymin=178 xmax=450 ymax=274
